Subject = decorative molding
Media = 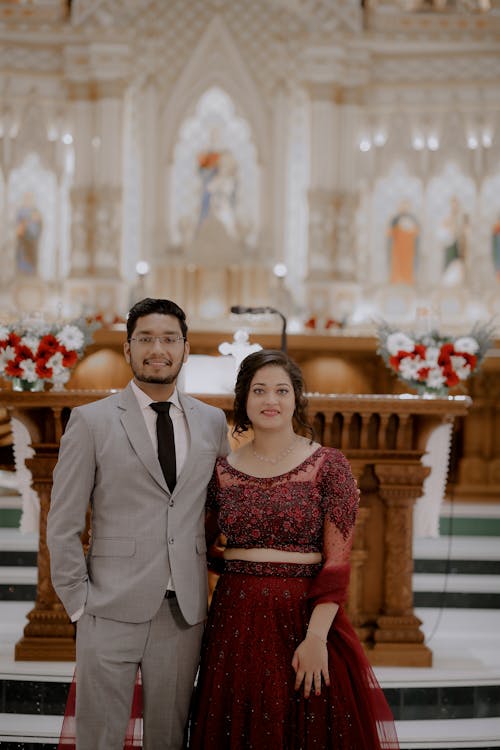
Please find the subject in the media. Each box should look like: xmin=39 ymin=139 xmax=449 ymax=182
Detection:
xmin=161 ymin=14 xmax=269 ymax=164
xmin=0 ymin=44 xmax=62 ymax=73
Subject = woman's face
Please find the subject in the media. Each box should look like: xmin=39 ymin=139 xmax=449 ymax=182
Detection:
xmin=246 ymin=365 xmax=296 ymax=432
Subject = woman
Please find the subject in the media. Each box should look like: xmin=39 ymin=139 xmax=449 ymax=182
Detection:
xmin=188 ymin=349 xmax=399 ymax=749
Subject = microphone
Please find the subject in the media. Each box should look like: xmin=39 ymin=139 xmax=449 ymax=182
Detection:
xmin=230 ymin=306 xmax=288 ymax=352
xmin=230 ymin=306 xmax=272 ymax=315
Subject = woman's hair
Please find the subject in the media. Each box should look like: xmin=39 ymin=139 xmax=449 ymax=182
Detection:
xmin=232 ymin=349 xmax=313 ymax=438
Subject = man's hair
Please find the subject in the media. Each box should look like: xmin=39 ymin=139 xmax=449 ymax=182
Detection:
xmin=126 ymin=298 xmax=188 ymax=340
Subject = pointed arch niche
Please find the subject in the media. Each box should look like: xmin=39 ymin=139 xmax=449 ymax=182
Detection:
xmin=7 ymin=153 xmax=59 ymax=283
xmin=159 ymin=16 xmax=270 ymax=260
xmin=368 ymin=162 xmax=424 ymax=287
xmin=169 ymin=86 xmax=260 ymax=251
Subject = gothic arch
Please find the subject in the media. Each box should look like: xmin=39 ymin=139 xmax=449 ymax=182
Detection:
xmin=161 ymin=15 xmax=269 ymax=166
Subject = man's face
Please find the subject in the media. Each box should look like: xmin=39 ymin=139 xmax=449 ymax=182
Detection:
xmin=124 ymin=313 xmax=189 ymax=386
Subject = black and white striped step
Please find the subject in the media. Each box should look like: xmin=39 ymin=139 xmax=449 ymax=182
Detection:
xmin=0 ymin=532 xmax=38 ymax=602
xmin=413 ymin=535 xmax=500 ymax=608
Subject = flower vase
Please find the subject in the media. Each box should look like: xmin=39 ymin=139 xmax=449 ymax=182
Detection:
xmin=51 ymin=379 xmax=67 ymax=392
xmin=12 ymin=377 xmax=45 ymax=392
xmin=415 ymin=384 xmax=449 ymax=398
xmin=51 ymin=371 xmax=72 ymax=391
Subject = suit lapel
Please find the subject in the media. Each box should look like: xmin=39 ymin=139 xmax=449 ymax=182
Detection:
xmin=118 ymin=383 xmax=168 ymax=493
xmin=173 ymin=393 xmax=203 ymax=497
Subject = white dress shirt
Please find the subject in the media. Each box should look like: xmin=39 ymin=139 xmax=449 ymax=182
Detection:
xmin=130 ymin=380 xmax=189 ymax=477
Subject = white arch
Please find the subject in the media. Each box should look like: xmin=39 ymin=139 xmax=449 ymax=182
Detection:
xmin=161 ymin=15 xmax=269 ymax=167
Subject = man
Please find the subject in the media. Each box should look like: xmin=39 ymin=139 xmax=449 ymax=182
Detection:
xmin=47 ymin=298 xmax=229 ymax=750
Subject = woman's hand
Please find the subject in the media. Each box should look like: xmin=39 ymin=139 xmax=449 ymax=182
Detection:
xmin=291 ymin=632 xmax=330 ymax=698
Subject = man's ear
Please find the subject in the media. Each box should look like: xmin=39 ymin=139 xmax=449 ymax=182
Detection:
xmin=123 ymin=340 xmax=131 ymax=364
xmin=183 ymin=340 xmax=190 ymax=363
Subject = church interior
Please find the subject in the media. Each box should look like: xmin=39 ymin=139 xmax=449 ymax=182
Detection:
xmin=0 ymin=0 xmax=500 ymax=747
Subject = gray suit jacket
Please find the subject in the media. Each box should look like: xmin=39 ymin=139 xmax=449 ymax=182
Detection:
xmin=47 ymin=383 xmax=229 ymax=626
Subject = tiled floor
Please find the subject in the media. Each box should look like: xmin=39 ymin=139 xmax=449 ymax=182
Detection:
xmin=1 ymin=510 xmax=500 ymax=748
xmin=1 ymin=602 xmax=500 ymax=747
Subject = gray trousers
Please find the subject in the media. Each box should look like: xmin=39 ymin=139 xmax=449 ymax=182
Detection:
xmin=75 ymin=596 xmax=204 ymax=750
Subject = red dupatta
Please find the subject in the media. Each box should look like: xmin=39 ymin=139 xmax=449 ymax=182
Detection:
xmin=58 ymin=669 xmax=143 ymax=748
xmin=308 ymin=564 xmax=400 ymax=750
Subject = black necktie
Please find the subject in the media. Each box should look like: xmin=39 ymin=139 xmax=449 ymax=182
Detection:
xmin=150 ymin=402 xmax=177 ymax=492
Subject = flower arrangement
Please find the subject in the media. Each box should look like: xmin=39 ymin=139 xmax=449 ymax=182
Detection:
xmin=376 ymin=320 xmax=494 ymax=395
xmin=0 ymin=316 xmax=99 ymax=391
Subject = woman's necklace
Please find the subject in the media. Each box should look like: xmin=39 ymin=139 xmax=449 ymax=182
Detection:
xmin=251 ymin=437 xmax=299 ymax=465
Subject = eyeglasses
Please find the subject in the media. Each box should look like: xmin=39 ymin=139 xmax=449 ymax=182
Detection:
xmin=129 ymin=335 xmax=186 ymax=345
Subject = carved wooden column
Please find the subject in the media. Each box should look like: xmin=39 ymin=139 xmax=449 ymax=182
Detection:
xmin=1 ymin=390 xmax=111 ymax=660
xmin=17 ymin=446 xmax=76 ymax=659
xmin=345 ymin=459 xmax=370 ymax=636
xmin=309 ymin=394 xmax=471 ymax=667
xmin=371 ymin=461 xmax=433 ymax=667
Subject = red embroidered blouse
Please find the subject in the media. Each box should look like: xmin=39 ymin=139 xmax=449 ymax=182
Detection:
xmin=206 ymin=446 xmax=360 ymax=604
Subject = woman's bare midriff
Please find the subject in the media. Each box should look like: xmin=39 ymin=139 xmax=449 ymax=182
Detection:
xmin=223 ymin=547 xmax=322 ymax=564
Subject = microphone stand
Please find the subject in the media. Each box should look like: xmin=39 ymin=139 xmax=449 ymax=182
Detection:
xmin=230 ymin=306 xmax=288 ymax=353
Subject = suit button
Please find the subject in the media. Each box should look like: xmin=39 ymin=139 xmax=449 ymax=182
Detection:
xmin=168 ymin=538 xmax=174 ymax=544
xmin=169 ymin=500 xmax=174 ymax=507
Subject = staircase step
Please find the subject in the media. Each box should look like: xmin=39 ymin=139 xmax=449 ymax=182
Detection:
xmin=413 ymin=572 xmax=500 ymax=609
xmin=414 ymin=537 xmax=500 ymax=561
xmin=0 ymin=531 xmax=38 ymax=568
xmin=0 ymin=531 xmax=38 ymax=551
xmin=0 ymin=510 xmax=21 ymax=530
xmin=1 ymin=715 xmax=500 ymax=749
xmin=0 ymin=568 xmax=37 ymax=602
xmin=0 ymin=712 xmax=62 ymax=743
xmin=440 ymin=518 xmax=500 ymax=537
xmin=414 ymin=560 xmax=500 ymax=575
xmin=439 ymin=503 xmax=500 ymax=538
xmin=395 ymin=716 xmax=500 ymax=748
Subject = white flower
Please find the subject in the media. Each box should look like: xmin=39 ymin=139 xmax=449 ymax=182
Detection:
xmin=426 ymin=367 xmax=446 ymax=389
xmin=21 ymin=334 xmax=40 ymax=353
xmin=386 ymin=332 xmax=415 ymax=356
xmin=454 ymin=336 xmax=479 ymax=355
xmin=22 ymin=317 xmax=50 ymax=337
xmin=47 ymin=351 xmax=65 ymax=372
xmin=19 ymin=359 xmax=38 ymax=383
xmin=450 ymin=355 xmax=472 ymax=380
xmin=0 ymin=345 xmax=16 ymax=368
xmin=424 ymin=346 xmax=440 ymax=366
xmin=0 ymin=325 xmax=10 ymax=341
xmin=57 ymin=325 xmax=84 ymax=352
xmin=51 ymin=369 xmax=71 ymax=385
xmin=399 ymin=356 xmax=422 ymax=380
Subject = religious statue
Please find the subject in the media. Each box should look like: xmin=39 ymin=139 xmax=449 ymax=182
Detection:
xmin=197 ymin=148 xmax=238 ymax=238
xmin=15 ymin=192 xmax=43 ymax=275
xmin=218 ymin=329 xmax=262 ymax=372
xmin=492 ymin=213 xmax=500 ymax=282
xmin=438 ymin=195 xmax=468 ymax=287
xmin=387 ymin=200 xmax=420 ymax=285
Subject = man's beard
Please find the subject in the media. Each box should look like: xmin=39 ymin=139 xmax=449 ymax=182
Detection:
xmin=130 ymin=357 xmax=184 ymax=385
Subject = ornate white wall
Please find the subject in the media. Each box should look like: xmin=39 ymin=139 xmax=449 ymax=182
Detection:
xmin=0 ymin=0 xmax=499 ymax=329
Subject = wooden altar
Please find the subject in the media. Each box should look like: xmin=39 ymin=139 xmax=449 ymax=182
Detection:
xmin=0 ymin=388 xmax=470 ymax=667
xmin=64 ymin=326 xmax=500 ymax=504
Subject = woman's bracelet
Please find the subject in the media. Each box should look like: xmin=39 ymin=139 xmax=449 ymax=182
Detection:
xmin=306 ymin=630 xmax=327 ymax=645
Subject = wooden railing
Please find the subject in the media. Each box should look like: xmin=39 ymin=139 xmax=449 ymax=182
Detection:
xmin=0 ymin=389 xmax=470 ymax=666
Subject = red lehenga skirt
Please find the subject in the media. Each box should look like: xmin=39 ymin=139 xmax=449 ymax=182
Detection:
xmin=58 ymin=670 xmax=143 ymax=748
xmin=188 ymin=561 xmax=399 ymax=750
